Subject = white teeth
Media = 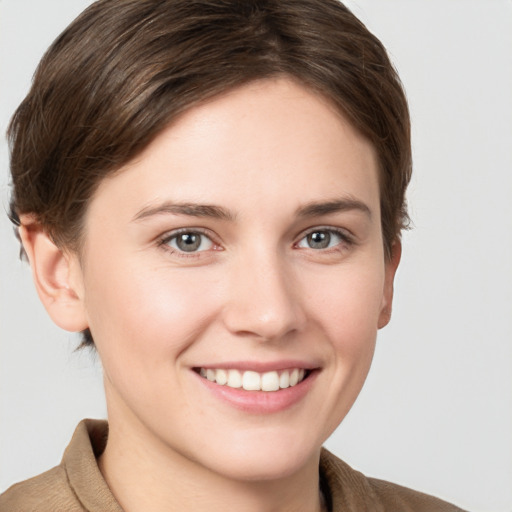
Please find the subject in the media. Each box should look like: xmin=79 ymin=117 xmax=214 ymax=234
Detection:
xmin=289 ymin=368 xmax=299 ymax=387
xmin=199 ymin=367 xmax=308 ymax=391
xmin=261 ymin=371 xmax=279 ymax=392
xmin=279 ymin=371 xmax=290 ymax=389
xmin=227 ymin=369 xmax=242 ymax=388
xmin=216 ymin=369 xmax=228 ymax=385
xmin=242 ymin=371 xmax=261 ymax=391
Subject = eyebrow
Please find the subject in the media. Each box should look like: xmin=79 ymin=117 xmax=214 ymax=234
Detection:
xmin=296 ymin=197 xmax=372 ymax=219
xmin=132 ymin=197 xmax=371 ymax=223
xmin=132 ymin=202 xmax=236 ymax=222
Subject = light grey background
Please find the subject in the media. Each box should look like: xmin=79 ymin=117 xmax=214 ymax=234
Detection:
xmin=1 ymin=1 xmax=511 ymax=511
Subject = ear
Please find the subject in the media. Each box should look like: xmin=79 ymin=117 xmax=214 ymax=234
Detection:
xmin=378 ymin=240 xmax=402 ymax=329
xmin=19 ymin=216 xmax=88 ymax=332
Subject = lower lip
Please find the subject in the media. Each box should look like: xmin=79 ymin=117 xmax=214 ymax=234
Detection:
xmin=194 ymin=370 xmax=318 ymax=414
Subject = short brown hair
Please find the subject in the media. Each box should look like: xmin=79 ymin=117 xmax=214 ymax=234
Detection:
xmin=8 ymin=0 xmax=411 ymax=345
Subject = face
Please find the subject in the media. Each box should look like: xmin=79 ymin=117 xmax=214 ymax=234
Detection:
xmin=71 ymin=78 xmax=397 ymax=481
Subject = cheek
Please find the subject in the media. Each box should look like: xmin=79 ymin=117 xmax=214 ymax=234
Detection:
xmin=300 ymin=260 xmax=385 ymax=437
xmin=308 ymin=260 xmax=386 ymax=345
xmin=82 ymin=255 xmax=221 ymax=365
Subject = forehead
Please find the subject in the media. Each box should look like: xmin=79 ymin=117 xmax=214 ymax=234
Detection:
xmin=89 ymin=78 xmax=380 ymax=223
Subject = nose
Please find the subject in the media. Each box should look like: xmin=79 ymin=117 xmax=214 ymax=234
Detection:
xmin=221 ymin=251 xmax=306 ymax=342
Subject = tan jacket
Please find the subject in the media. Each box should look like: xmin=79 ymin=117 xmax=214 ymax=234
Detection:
xmin=0 ymin=419 xmax=466 ymax=511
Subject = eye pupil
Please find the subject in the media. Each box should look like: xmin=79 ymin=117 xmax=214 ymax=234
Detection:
xmin=177 ymin=233 xmax=201 ymax=252
xmin=307 ymin=231 xmax=330 ymax=249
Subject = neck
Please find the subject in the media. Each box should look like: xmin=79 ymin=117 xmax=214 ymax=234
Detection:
xmin=98 ymin=416 xmax=325 ymax=512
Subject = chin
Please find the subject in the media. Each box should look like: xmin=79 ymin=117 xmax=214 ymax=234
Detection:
xmin=188 ymin=428 xmax=323 ymax=483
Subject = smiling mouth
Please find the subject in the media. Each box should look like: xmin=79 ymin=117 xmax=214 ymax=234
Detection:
xmin=195 ymin=368 xmax=310 ymax=392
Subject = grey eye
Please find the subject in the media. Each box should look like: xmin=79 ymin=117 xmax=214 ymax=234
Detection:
xmin=167 ymin=232 xmax=213 ymax=253
xmin=306 ymin=231 xmax=331 ymax=249
xmin=297 ymin=230 xmax=345 ymax=250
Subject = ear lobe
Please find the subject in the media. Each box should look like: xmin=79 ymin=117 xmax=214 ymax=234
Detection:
xmin=378 ymin=240 xmax=402 ymax=329
xmin=19 ymin=218 xmax=88 ymax=332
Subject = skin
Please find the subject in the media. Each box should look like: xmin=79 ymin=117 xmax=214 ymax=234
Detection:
xmin=21 ymin=78 xmax=400 ymax=512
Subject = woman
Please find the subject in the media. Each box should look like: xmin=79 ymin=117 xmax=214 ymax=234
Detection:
xmin=0 ymin=1 xmax=466 ymax=510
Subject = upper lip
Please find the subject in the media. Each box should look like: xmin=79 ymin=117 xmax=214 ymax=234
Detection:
xmin=193 ymin=360 xmax=320 ymax=373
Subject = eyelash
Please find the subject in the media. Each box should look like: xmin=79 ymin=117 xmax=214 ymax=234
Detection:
xmin=158 ymin=228 xmax=220 ymax=258
xmin=294 ymin=227 xmax=355 ymax=252
xmin=157 ymin=226 xmax=355 ymax=258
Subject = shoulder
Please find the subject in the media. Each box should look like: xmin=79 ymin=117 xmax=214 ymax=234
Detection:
xmin=0 ymin=419 xmax=117 ymax=512
xmin=0 ymin=465 xmax=85 ymax=512
xmin=320 ymin=448 xmax=467 ymax=512
xmin=366 ymin=477 xmax=467 ymax=512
